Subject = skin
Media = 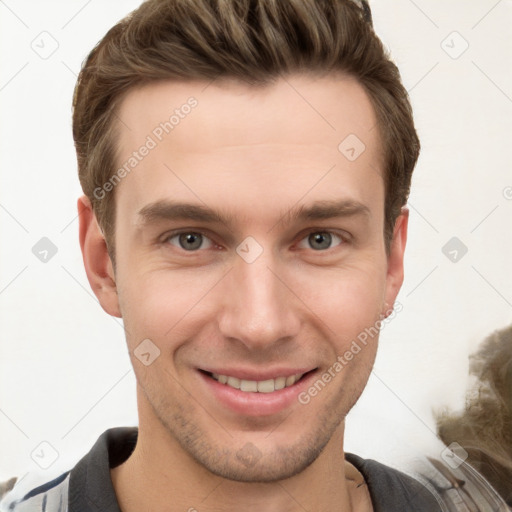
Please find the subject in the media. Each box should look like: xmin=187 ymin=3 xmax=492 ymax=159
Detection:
xmin=79 ymin=73 xmax=408 ymax=512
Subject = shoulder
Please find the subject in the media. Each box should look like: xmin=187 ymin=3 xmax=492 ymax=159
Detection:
xmin=0 ymin=471 xmax=70 ymax=512
xmin=345 ymin=452 xmax=443 ymax=511
xmin=1 ymin=426 xmax=137 ymax=512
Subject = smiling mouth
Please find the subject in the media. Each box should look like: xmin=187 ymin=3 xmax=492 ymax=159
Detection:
xmin=202 ymin=370 xmax=315 ymax=393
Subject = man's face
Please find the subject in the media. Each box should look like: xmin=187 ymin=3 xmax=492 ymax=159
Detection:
xmin=104 ymin=74 xmax=405 ymax=481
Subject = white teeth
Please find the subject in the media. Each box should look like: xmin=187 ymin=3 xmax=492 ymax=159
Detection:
xmin=257 ymin=379 xmax=275 ymax=393
xmin=274 ymin=376 xmax=286 ymax=390
xmin=285 ymin=375 xmax=296 ymax=387
xmin=240 ymin=379 xmax=258 ymax=392
xmin=227 ymin=376 xmax=240 ymax=389
xmin=211 ymin=372 xmax=304 ymax=393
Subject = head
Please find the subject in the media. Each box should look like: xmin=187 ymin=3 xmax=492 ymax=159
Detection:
xmin=74 ymin=0 xmax=419 ymax=267
xmin=76 ymin=0 xmax=419 ymax=482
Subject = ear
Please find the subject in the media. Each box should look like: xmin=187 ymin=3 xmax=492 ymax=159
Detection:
xmin=383 ymin=207 xmax=408 ymax=316
xmin=78 ymin=195 xmax=121 ymax=318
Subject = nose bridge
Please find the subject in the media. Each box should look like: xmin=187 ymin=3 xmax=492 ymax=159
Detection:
xmin=218 ymin=242 xmax=299 ymax=348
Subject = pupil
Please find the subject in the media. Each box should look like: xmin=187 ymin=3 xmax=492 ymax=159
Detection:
xmin=180 ymin=233 xmax=202 ymax=250
xmin=310 ymin=232 xmax=331 ymax=250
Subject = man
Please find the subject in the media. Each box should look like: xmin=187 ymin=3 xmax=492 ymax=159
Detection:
xmin=1 ymin=0 xmax=444 ymax=510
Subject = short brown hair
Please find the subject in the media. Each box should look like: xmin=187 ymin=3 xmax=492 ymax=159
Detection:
xmin=72 ymin=0 xmax=420 ymax=266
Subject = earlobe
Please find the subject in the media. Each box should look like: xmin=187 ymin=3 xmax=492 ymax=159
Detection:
xmin=78 ymin=195 xmax=121 ymax=318
xmin=383 ymin=207 xmax=409 ymax=314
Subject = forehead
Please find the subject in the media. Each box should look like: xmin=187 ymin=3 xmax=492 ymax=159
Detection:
xmin=113 ymin=74 xmax=384 ymax=227
xmin=117 ymin=74 xmax=380 ymax=151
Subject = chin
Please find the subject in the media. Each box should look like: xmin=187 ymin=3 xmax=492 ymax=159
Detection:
xmin=187 ymin=437 xmax=325 ymax=483
xmin=159 ymin=404 xmax=344 ymax=484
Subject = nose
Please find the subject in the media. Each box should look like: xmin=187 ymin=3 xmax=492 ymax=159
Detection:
xmin=217 ymin=246 xmax=301 ymax=351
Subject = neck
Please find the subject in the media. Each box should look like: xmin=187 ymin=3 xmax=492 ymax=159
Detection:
xmin=111 ymin=392 xmax=355 ymax=512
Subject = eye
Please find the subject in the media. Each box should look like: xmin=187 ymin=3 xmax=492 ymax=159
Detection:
xmin=164 ymin=231 xmax=214 ymax=251
xmin=296 ymin=231 xmax=345 ymax=251
xmin=162 ymin=229 xmax=347 ymax=253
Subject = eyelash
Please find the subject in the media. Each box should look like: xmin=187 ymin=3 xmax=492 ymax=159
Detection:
xmin=161 ymin=229 xmax=350 ymax=253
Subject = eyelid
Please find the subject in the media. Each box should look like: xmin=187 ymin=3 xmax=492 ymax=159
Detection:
xmin=294 ymin=229 xmax=350 ymax=251
xmin=161 ymin=229 xmax=217 ymax=250
xmin=161 ymin=227 xmax=351 ymax=253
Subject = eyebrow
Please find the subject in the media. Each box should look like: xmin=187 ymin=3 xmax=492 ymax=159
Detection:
xmin=136 ymin=198 xmax=371 ymax=230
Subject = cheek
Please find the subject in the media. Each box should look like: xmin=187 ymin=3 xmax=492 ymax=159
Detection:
xmin=291 ymin=263 xmax=387 ymax=328
xmin=117 ymin=268 xmax=220 ymax=347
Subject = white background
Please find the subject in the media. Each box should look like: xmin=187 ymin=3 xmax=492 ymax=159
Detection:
xmin=1 ymin=0 xmax=511 ymax=492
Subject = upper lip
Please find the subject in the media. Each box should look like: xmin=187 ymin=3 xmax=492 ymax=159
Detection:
xmin=199 ymin=367 xmax=316 ymax=381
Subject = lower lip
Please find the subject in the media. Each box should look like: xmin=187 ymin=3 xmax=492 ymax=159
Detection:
xmin=198 ymin=370 xmax=317 ymax=416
